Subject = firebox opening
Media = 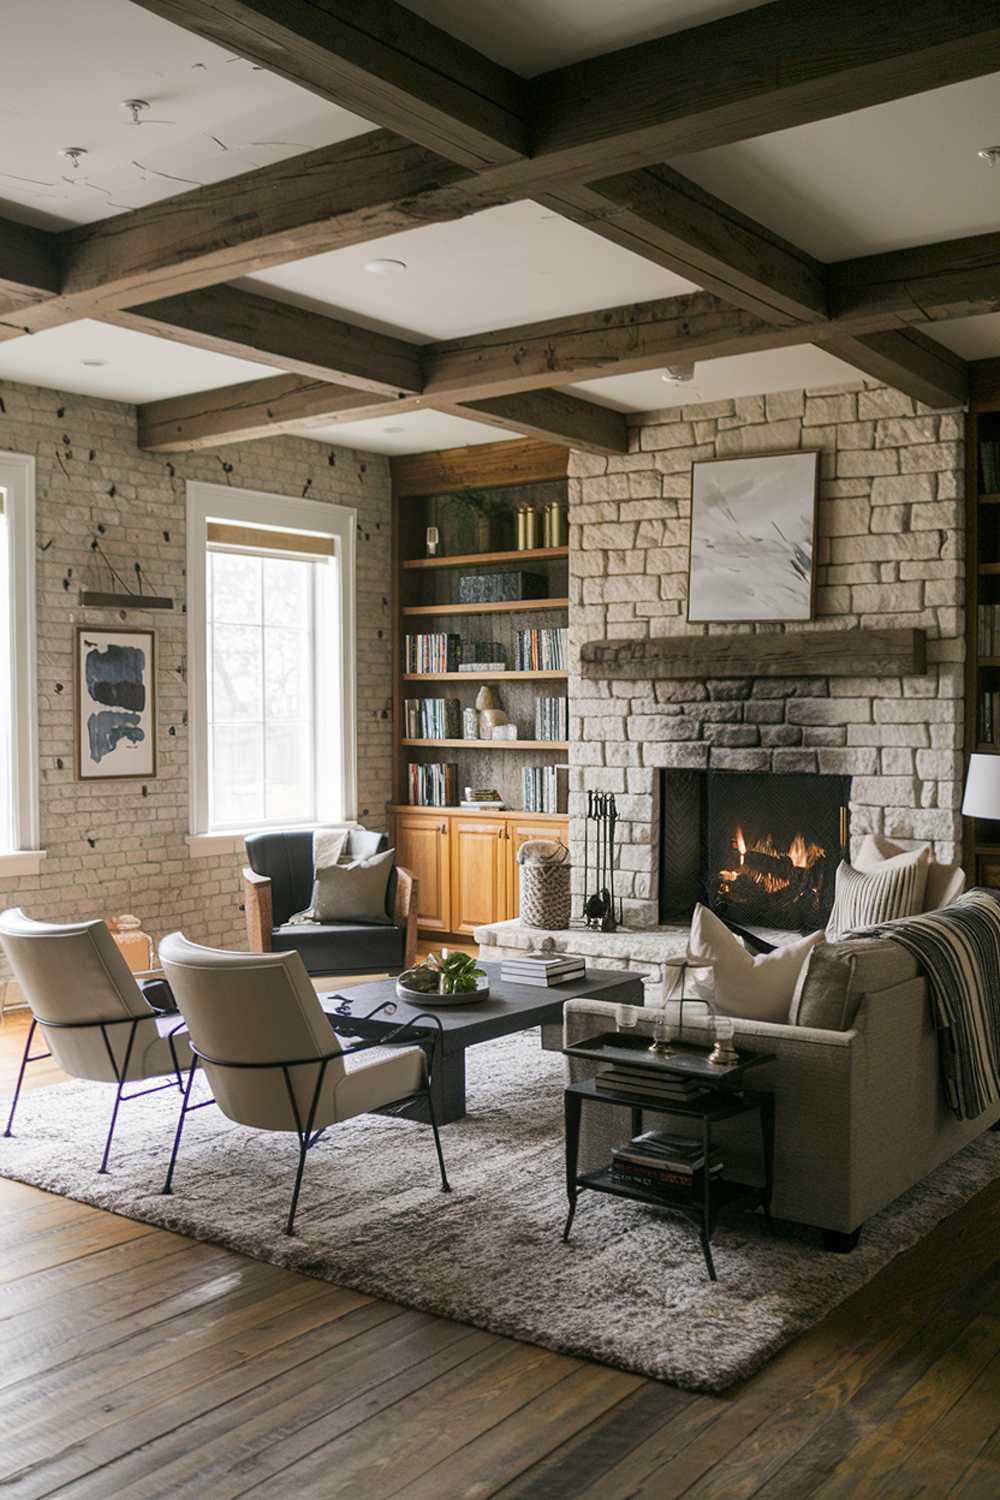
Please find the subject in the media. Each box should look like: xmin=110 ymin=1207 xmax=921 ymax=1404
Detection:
xmin=660 ymin=770 xmax=850 ymax=932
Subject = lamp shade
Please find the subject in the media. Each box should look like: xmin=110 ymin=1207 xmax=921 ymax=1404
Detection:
xmin=962 ymin=754 xmax=1000 ymax=819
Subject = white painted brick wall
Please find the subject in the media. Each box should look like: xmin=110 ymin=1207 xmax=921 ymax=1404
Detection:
xmin=0 ymin=378 xmax=392 ymax=977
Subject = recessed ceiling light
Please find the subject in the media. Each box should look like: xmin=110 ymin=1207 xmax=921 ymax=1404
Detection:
xmin=364 ymin=258 xmax=407 ymax=275
xmin=661 ymin=363 xmax=696 ymax=384
xmin=81 ymin=358 xmax=108 ymax=368
xmin=978 ymin=146 xmax=1000 ymax=167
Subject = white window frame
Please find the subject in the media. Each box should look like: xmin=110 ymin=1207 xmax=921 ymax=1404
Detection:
xmin=186 ymin=480 xmax=357 ymax=845
xmin=0 ymin=450 xmax=42 ymax=874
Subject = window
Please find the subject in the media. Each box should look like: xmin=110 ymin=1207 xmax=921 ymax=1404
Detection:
xmin=188 ymin=483 xmax=356 ymax=837
xmin=0 ymin=451 xmax=40 ymax=866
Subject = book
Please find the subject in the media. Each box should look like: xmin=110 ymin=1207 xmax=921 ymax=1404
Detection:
xmin=613 ymin=1143 xmax=723 ymax=1174
xmin=407 ymin=761 xmax=457 ymax=807
xmin=502 ymin=967 xmax=585 ymax=987
xmin=522 ymin=763 xmax=568 ymax=814
xmin=618 ymin=1131 xmax=720 ymax=1170
xmin=597 ymin=1064 xmax=703 ymax=1093
xmin=501 ymin=955 xmax=581 ymax=971
xmin=460 ymin=799 xmax=508 ymax=811
xmin=514 ymin=626 xmax=567 ymax=671
xmin=403 ymin=697 xmax=461 ymax=740
xmin=535 ymin=696 xmax=568 ymax=741
xmin=403 ymin=632 xmax=462 ymax=673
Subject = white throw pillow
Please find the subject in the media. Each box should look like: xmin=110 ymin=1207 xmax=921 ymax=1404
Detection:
xmin=688 ymin=903 xmax=825 ymax=1024
xmin=827 ymin=845 xmax=930 ymax=936
xmin=855 ymin=833 xmax=964 ymax=912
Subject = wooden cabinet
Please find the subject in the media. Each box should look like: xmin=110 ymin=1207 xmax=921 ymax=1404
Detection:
xmin=393 ymin=812 xmax=451 ymax=932
xmin=391 ymin=808 xmax=569 ymax=935
xmin=449 ymin=817 xmax=510 ymax=935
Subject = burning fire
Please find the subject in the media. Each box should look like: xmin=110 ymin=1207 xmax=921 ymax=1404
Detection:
xmin=719 ymin=823 xmax=826 ymax=898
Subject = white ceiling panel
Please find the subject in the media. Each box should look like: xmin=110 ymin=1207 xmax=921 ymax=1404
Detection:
xmin=298 ymin=409 xmax=520 ymax=455
xmin=574 ymin=345 xmax=864 ymax=412
xmin=400 ymin=0 xmax=768 ymax=75
xmin=927 ymin=313 xmax=1000 ymax=361
xmin=246 ymin=200 xmax=698 ymax=342
xmin=0 ymin=0 xmax=370 ymax=231
xmin=674 ymin=75 xmax=1000 ymax=260
xmin=0 ymin=320 xmax=280 ymax=404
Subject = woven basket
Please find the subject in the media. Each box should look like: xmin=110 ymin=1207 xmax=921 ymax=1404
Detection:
xmin=519 ymin=844 xmax=572 ymax=930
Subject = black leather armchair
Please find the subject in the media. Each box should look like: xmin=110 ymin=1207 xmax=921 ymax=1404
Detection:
xmin=242 ymin=829 xmax=418 ymax=977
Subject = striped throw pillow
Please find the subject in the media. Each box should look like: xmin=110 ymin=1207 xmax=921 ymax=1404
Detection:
xmin=827 ymin=847 xmax=930 ymax=936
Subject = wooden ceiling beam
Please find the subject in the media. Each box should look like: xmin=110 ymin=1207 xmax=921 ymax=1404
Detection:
xmin=4 ymin=131 xmax=476 ymax=339
xmin=538 ymin=169 xmax=828 ymax=325
xmin=831 ymin=230 xmax=1000 ymax=325
xmin=817 ymin=328 xmax=969 ymax=408
xmin=108 ymin=284 xmax=421 ymax=396
xmin=0 ymin=217 xmax=62 ymax=333
xmin=448 ymin=390 xmax=629 ymax=454
xmin=530 ymin=0 xmax=1000 ymax=177
xmin=128 ymin=0 xmax=528 ymax=170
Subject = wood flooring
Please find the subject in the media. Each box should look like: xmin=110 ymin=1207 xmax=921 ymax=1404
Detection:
xmin=2 ymin=1005 xmax=999 ymax=1498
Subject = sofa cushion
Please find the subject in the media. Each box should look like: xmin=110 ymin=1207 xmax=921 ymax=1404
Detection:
xmin=855 ymin=833 xmax=965 ymax=912
xmin=825 ymin=934 xmax=920 ymax=994
xmin=272 ymin=922 xmax=405 ymax=974
xmin=688 ymin=903 xmax=825 ymax=1023
xmin=827 ymin=848 xmax=930 ymax=936
xmin=789 ymin=945 xmax=860 ymax=1031
xmin=312 ymin=848 xmax=395 ymax=924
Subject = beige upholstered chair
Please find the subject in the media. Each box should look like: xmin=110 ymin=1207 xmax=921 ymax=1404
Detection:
xmin=158 ymin=933 xmax=450 ymax=1234
xmin=0 ymin=908 xmax=191 ymax=1173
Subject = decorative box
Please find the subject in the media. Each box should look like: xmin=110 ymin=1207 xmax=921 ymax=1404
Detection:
xmin=457 ymin=571 xmax=547 ymax=604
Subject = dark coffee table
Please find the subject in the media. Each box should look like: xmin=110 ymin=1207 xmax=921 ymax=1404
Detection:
xmin=320 ymin=962 xmax=643 ymax=1123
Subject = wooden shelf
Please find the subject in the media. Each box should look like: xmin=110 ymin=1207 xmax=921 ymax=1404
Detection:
xmin=975 ymin=843 xmax=1000 ymax=854
xmin=402 ymin=670 xmax=567 ymax=682
xmin=401 ymin=597 xmax=568 ymax=617
xmin=402 ymin=547 xmax=568 ymax=571
xmin=401 ymin=738 xmax=568 ymax=750
xmin=388 ymin=804 xmax=565 ymax=819
xmin=979 ymin=493 xmax=1000 ymax=505
xmin=978 ymin=563 xmax=1000 ymax=575
xmin=975 ymin=744 xmax=1000 ymax=754
xmin=978 ymin=659 xmax=1000 ymax=666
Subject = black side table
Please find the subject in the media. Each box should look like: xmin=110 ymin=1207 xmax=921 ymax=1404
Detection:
xmin=562 ymin=1033 xmax=776 ymax=1281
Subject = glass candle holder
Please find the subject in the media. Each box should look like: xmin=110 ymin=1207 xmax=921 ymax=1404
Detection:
xmin=648 ymin=1010 xmax=674 ymax=1056
xmin=615 ymin=1003 xmax=638 ymax=1032
xmin=425 ymin=526 xmax=440 ymax=557
xmin=709 ymin=1014 xmax=738 ymax=1066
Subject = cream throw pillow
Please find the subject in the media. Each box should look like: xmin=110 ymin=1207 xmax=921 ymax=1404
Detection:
xmin=688 ymin=903 xmax=825 ymax=1024
xmin=827 ymin=844 xmax=930 ymax=936
xmin=855 ymin=833 xmax=965 ymax=912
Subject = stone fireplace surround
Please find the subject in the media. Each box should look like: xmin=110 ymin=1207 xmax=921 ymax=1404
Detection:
xmin=476 ymin=379 xmax=965 ymax=992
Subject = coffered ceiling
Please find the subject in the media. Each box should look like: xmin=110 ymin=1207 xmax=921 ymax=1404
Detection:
xmin=1 ymin=0 xmax=998 ymax=456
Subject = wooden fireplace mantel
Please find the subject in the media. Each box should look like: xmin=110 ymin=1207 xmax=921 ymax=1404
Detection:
xmin=580 ymin=627 xmax=927 ymax=680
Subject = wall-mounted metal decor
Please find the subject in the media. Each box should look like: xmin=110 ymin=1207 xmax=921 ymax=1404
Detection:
xmin=582 ymin=791 xmax=621 ymax=931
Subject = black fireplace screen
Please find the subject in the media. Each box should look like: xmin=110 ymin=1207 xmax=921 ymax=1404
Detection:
xmin=660 ymin=770 xmax=849 ymax=931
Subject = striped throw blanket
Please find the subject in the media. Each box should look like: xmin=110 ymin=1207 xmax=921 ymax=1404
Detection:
xmin=849 ymin=890 xmax=1000 ymax=1120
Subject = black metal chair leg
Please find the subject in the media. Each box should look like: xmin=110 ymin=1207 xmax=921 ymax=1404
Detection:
xmin=162 ymin=1057 xmax=199 ymax=1195
xmin=98 ymin=1079 xmax=127 ymax=1175
xmin=286 ymin=1137 xmax=310 ymax=1236
xmin=424 ymin=1085 xmax=451 ymax=1193
xmin=3 ymin=1018 xmax=38 ymax=1137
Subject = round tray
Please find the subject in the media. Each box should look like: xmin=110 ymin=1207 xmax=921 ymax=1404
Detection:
xmin=395 ymin=977 xmax=490 ymax=1006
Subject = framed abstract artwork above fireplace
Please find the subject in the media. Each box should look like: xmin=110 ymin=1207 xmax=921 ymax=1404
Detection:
xmin=660 ymin=768 xmax=850 ymax=932
xmin=687 ymin=450 xmax=820 ymax=623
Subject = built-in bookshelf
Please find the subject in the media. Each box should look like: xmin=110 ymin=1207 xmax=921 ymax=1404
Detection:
xmin=390 ymin=440 xmax=571 ymax=816
xmin=965 ymin=399 xmax=1000 ymax=882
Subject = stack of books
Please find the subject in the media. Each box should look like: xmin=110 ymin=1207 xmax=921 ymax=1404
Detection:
xmin=978 ymin=604 xmax=1000 ymax=656
xmin=979 ymin=691 xmax=1000 ymax=746
xmin=610 ymin=1131 xmax=724 ymax=1195
xmin=522 ymin=763 xmax=567 ymax=813
xmin=514 ymin=627 xmax=567 ymax=671
xmin=535 ymin=696 xmax=568 ymax=740
xmin=595 ymin=1064 xmax=708 ymax=1106
xmin=500 ymin=954 xmax=586 ymax=987
xmin=404 ymin=632 xmax=462 ymax=673
xmin=403 ymin=697 xmax=460 ymax=739
xmin=407 ymin=761 xmax=457 ymax=806
xmin=980 ymin=439 xmax=1000 ymax=493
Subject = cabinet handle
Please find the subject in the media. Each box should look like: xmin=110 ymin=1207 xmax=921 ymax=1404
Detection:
xmin=439 ymin=823 xmax=447 ymax=835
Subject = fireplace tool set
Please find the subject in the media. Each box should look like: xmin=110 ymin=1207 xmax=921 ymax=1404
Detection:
xmin=582 ymin=791 xmax=622 ymax=931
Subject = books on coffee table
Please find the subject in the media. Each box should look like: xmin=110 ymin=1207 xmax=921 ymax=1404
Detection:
xmin=500 ymin=955 xmax=586 ymax=987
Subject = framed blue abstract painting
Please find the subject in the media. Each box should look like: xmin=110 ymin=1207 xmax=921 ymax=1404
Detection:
xmin=75 ymin=627 xmax=156 ymax=779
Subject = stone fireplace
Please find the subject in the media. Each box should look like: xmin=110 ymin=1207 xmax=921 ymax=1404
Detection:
xmin=477 ymin=379 xmax=965 ymax=992
xmin=659 ymin=769 xmax=850 ymax=930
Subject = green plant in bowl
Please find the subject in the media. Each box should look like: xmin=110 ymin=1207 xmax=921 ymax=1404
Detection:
xmin=399 ymin=949 xmax=485 ymax=996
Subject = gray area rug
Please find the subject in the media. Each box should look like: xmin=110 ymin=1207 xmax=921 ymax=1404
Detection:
xmin=3 ymin=1028 xmax=1000 ymax=1392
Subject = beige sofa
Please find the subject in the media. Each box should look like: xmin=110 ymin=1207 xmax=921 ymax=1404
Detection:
xmin=564 ymin=934 xmax=1000 ymax=1248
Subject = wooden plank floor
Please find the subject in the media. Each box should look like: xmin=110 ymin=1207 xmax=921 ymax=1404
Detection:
xmin=2 ymin=1006 xmax=1000 ymax=1499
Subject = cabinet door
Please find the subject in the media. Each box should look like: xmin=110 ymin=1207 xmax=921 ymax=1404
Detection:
xmin=450 ymin=818 xmax=508 ymax=935
xmin=394 ymin=814 xmax=451 ymax=932
xmin=507 ymin=818 xmax=569 ymax=913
